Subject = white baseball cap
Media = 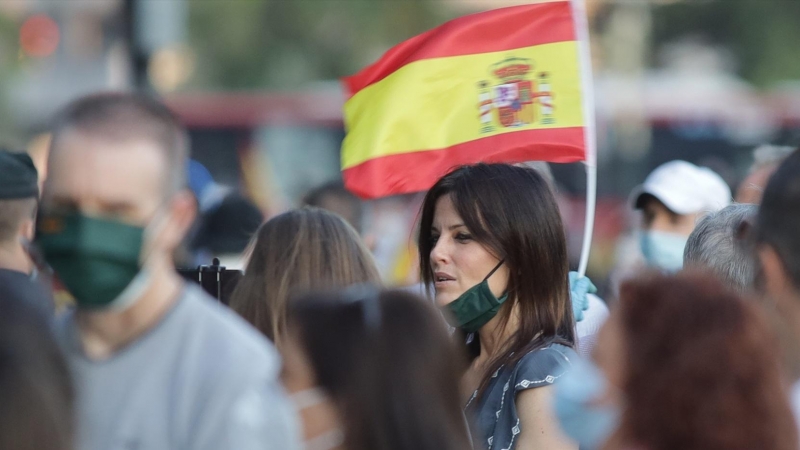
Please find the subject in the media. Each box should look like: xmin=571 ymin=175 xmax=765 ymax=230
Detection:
xmin=631 ymin=160 xmax=731 ymax=215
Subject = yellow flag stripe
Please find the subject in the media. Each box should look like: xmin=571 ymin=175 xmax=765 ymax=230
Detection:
xmin=342 ymin=41 xmax=583 ymax=170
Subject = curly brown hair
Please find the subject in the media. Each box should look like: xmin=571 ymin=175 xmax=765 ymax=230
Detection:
xmin=617 ymin=271 xmax=798 ymax=450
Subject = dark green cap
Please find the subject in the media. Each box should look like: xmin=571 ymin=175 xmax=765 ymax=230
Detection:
xmin=0 ymin=150 xmax=39 ymax=199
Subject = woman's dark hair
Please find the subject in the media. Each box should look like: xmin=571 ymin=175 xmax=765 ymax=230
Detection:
xmin=229 ymin=207 xmax=381 ymax=346
xmin=289 ymin=288 xmax=471 ymax=450
xmin=756 ymin=147 xmax=800 ymax=289
xmin=617 ymin=272 xmax=798 ymax=450
xmin=417 ymin=163 xmax=574 ymax=395
xmin=0 ymin=298 xmax=74 ymax=450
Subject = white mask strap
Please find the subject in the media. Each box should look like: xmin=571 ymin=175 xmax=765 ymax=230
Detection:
xmin=107 ymin=205 xmax=171 ymax=312
xmin=304 ymin=428 xmax=345 ymax=450
xmin=291 ymin=387 xmax=329 ymax=410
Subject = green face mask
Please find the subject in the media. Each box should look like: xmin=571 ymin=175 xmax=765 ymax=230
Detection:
xmin=444 ymin=261 xmax=507 ymax=333
xmin=37 ymin=212 xmax=150 ymax=310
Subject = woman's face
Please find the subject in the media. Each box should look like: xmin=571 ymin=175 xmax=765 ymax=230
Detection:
xmin=281 ymin=330 xmax=343 ymax=446
xmin=429 ymin=194 xmax=509 ymax=307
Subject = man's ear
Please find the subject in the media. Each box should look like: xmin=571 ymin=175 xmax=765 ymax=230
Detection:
xmin=758 ymin=244 xmax=792 ymax=303
xmin=163 ymin=190 xmax=197 ymax=252
xmin=19 ymin=217 xmax=35 ymax=242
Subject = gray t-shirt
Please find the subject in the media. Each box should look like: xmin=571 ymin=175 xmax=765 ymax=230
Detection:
xmin=56 ymin=284 xmax=300 ymax=450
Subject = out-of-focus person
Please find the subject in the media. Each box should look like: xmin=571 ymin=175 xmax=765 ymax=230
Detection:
xmin=184 ymin=158 xmax=264 ymax=269
xmin=284 ymin=288 xmax=472 ymax=450
xmin=37 ymin=92 xmax=300 ymax=450
xmin=0 ymin=149 xmax=54 ymax=312
xmin=630 ymin=160 xmax=731 ymax=272
xmin=190 ymin=192 xmax=264 ymax=269
xmin=736 ymin=144 xmax=795 ymax=204
xmin=555 ymin=272 xmax=798 ymax=450
xmin=417 ymin=163 xmax=577 ymax=450
xmin=302 ymin=179 xmax=390 ymax=277
xmin=26 ymin=133 xmax=52 ymax=194
xmin=187 ymin=158 xmax=228 ymax=214
xmin=683 ymin=203 xmax=758 ymax=293
xmin=753 ymin=148 xmax=800 ymax=430
xmin=0 ymin=294 xmax=74 ymax=450
xmin=303 ymin=180 xmax=365 ymax=236
xmin=229 ymin=207 xmax=381 ymax=347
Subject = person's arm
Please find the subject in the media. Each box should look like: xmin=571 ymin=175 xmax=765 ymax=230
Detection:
xmin=515 ymin=385 xmax=578 ymax=450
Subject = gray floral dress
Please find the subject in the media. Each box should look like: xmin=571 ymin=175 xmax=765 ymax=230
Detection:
xmin=465 ymin=343 xmax=576 ymax=450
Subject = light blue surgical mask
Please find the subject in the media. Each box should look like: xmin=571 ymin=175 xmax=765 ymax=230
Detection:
xmin=640 ymin=231 xmax=688 ymax=272
xmin=553 ymin=357 xmax=620 ymax=450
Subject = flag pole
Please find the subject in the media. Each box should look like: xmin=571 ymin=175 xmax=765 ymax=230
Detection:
xmin=578 ymin=165 xmax=597 ymax=278
xmin=572 ymin=0 xmax=597 ymax=278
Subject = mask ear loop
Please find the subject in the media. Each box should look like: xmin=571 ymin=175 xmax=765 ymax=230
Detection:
xmin=483 ymin=259 xmax=506 ymax=282
xmin=290 ymin=386 xmax=330 ymax=410
xmin=107 ymin=205 xmax=172 ymax=312
xmin=138 ymin=204 xmax=172 ymax=266
xmin=290 ymin=387 xmax=346 ymax=450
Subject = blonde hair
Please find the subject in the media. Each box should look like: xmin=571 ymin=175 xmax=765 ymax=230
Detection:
xmin=229 ymin=207 xmax=381 ymax=346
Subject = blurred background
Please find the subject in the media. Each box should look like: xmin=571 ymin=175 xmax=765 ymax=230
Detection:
xmin=2 ymin=0 xmax=800 ymax=295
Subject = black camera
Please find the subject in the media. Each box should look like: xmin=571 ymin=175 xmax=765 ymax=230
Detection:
xmin=178 ymin=258 xmax=242 ymax=305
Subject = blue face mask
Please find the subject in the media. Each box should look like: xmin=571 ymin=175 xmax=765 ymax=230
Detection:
xmin=553 ymin=357 xmax=620 ymax=450
xmin=640 ymin=231 xmax=688 ymax=272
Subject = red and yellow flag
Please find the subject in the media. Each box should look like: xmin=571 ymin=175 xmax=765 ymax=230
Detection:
xmin=341 ymin=1 xmax=591 ymax=199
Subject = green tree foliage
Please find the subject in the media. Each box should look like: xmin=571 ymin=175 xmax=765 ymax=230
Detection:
xmin=651 ymin=0 xmax=800 ymax=87
xmin=187 ymin=0 xmax=445 ymax=90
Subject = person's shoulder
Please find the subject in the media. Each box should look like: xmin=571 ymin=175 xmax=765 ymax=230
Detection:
xmin=577 ymin=294 xmax=610 ymax=337
xmin=51 ymin=306 xmax=74 ymax=340
xmin=172 ymin=286 xmax=300 ymax=449
xmin=512 ymin=343 xmax=576 ymax=392
xmin=0 ymin=269 xmax=53 ymax=311
xmin=517 ymin=343 xmax=577 ymax=367
xmin=586 ymin=294 xmax=609 ymax=317
xmin=177 ymin=284 xmax=279 ymax=374
xmin=0 ymin=268 xmax=29 ymax=282
xmin=179 ymin=283 xmax=273 ymax=351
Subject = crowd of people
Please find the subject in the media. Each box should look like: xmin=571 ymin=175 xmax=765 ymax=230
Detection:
xmin=2 ymin=90 xmax=800 ymax=450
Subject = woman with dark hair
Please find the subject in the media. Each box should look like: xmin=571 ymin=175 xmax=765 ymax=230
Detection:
xmin=0 ymin=296 xmax=74 ymax=450
xmin=555 ymin=272 xmax=798 ymax=450
xmin=417 ymin=163 xmax=578 ymax=449
xmin=229 ymin=207 xmax=381 ymax=347
xmin=283 ymin=288 xmax=472 ymax=450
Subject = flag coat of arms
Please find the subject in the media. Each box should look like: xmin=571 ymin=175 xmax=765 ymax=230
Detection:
xmin=341 ymin=0 xmax=593 ymax=199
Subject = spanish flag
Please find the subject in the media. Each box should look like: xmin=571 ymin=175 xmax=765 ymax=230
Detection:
xmin=341 ymin=1 xmax=591 ymax=199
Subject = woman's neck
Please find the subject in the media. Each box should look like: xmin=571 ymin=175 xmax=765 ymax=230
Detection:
xmin=476 ymin=303 xmax=520 ymax=365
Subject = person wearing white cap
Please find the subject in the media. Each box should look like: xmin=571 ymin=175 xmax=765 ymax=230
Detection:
xmin=631 ymin=160 xmax=731 ymax=272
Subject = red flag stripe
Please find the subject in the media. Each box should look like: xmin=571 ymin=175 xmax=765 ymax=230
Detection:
xmin=343 ymin=2 xmax=575 ymax=98
xmin=342 ymin=127 xmax=585 ymax=199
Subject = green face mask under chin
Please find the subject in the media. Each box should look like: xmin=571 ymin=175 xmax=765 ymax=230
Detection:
xmin=444 ymin=261 xmax=507 ymax=333
xmin=37 ymin=212 xmax=148 ymax=310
